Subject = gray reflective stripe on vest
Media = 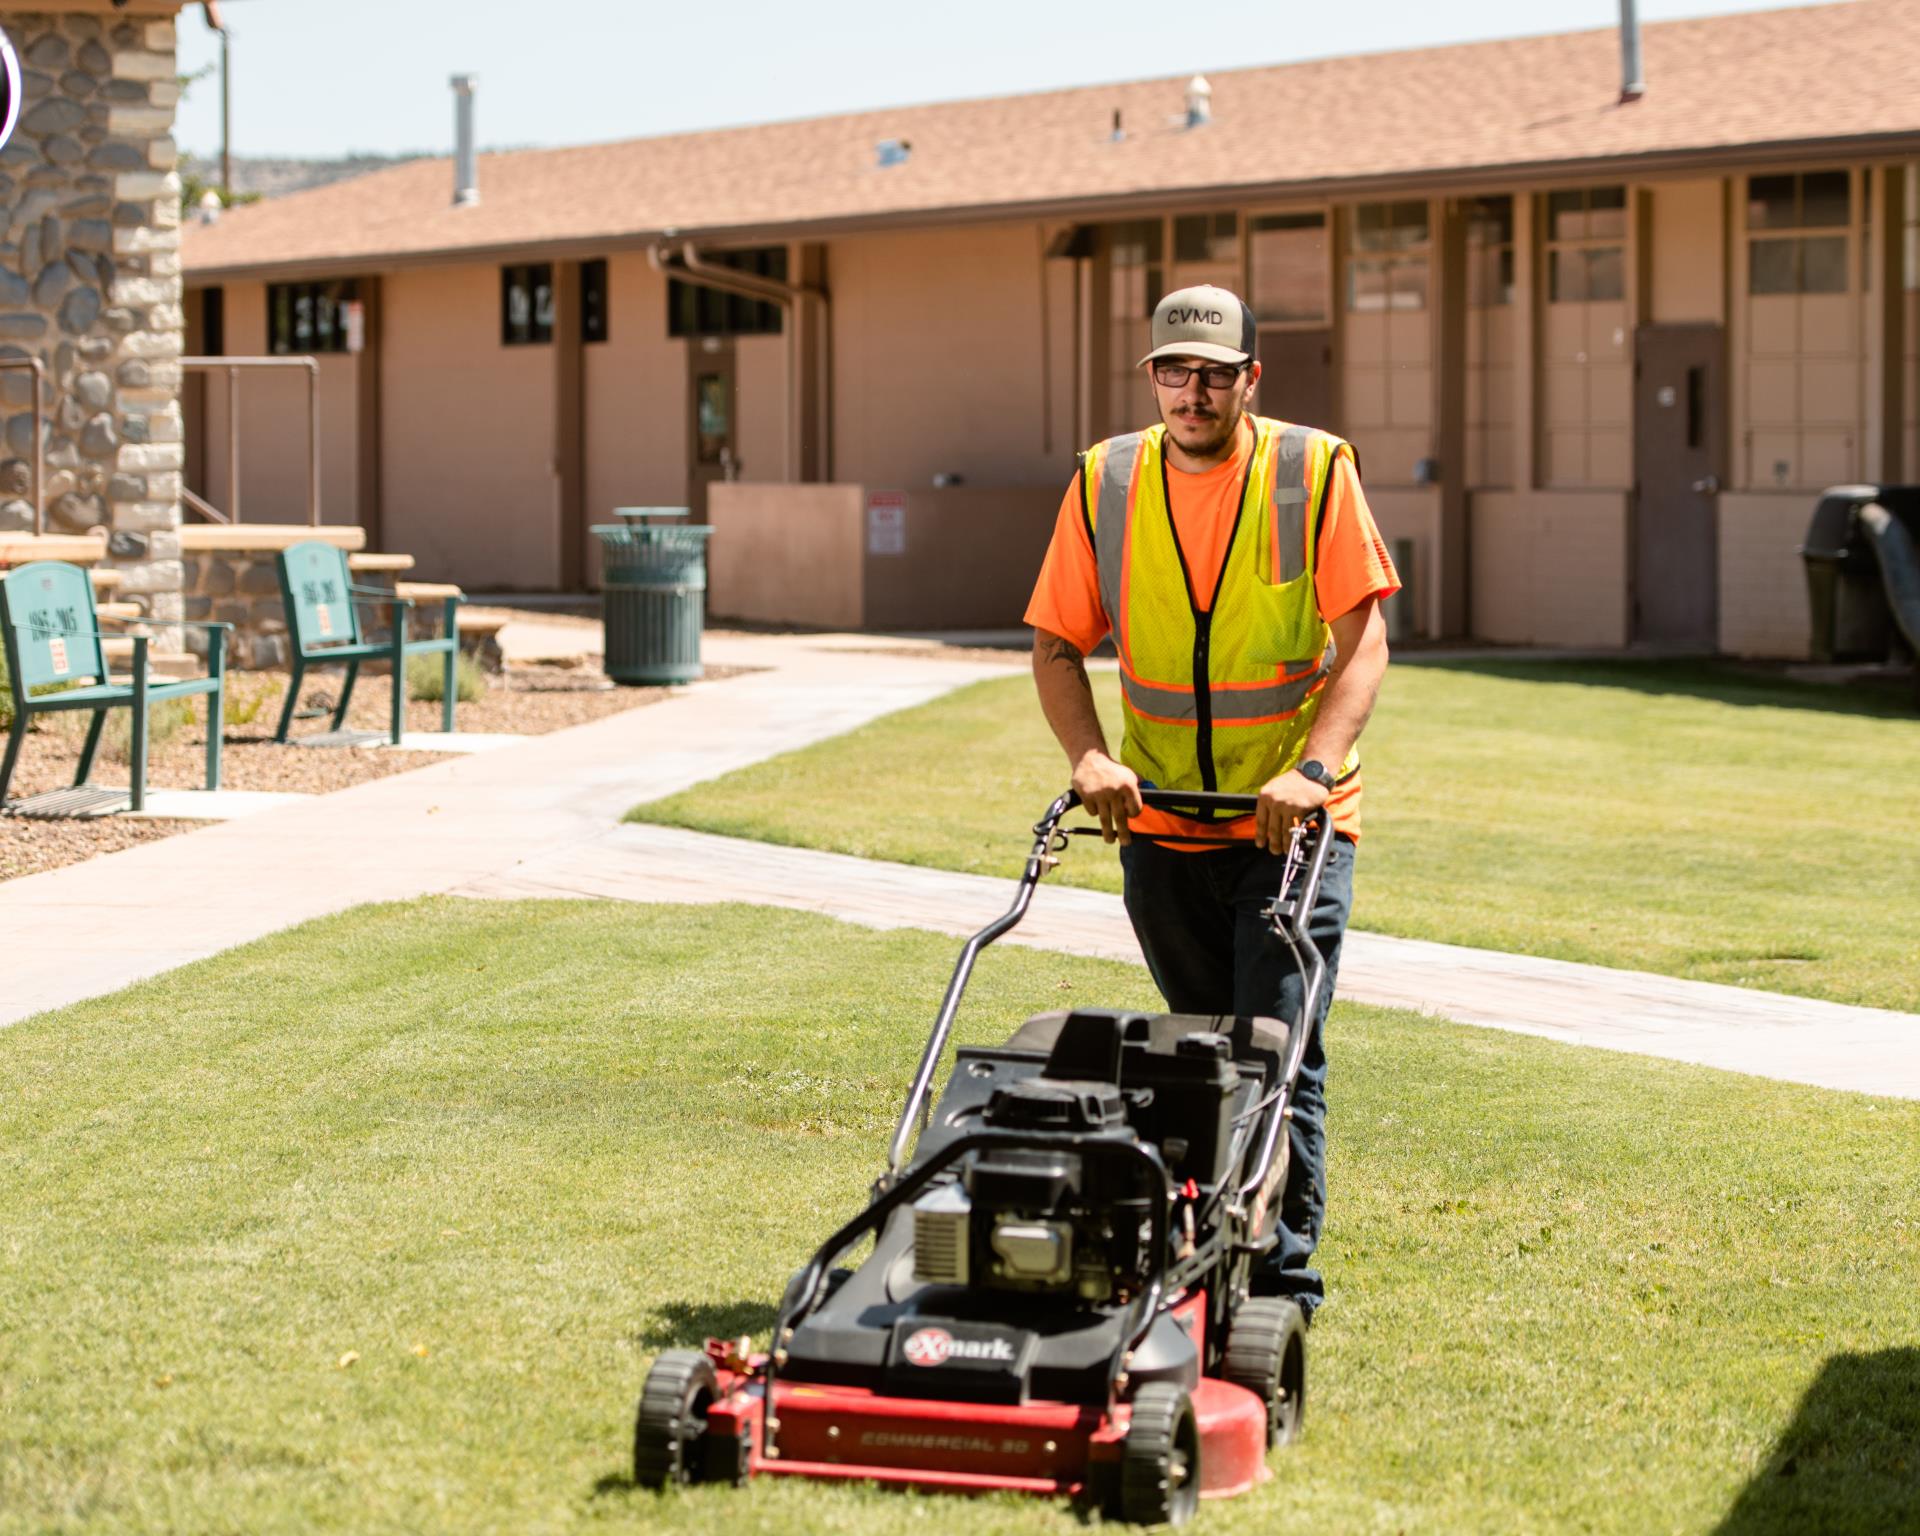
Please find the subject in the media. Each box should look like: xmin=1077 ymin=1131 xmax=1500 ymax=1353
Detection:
xmin=1272 ymin=425 xmax=1313 ymax=583
xmin=1094 ymin=432 xmax=1141 ymax=633
xmin=1121 ymin=662 xmax=1325 ymax=724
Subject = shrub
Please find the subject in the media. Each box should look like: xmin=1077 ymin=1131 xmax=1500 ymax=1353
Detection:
xmin=224 ymin=674 xmax=276 ymax=728
xmin=407 ymin=652 xmax=486 ymax=705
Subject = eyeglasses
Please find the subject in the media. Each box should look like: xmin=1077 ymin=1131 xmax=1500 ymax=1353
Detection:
xmin=1151 ymin=360 xmax=1246 ymax=390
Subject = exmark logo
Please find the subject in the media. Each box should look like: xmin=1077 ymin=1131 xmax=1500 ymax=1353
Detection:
xmin=902 ymin=1327 xmax=1016 ymax=1366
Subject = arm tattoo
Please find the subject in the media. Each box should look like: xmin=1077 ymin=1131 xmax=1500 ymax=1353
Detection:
xmin=1036 ymin=633 xmax=1087 ymax=683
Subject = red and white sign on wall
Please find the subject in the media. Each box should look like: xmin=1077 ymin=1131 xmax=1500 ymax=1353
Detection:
xmin=866 ymin=490 xmax=906 ymax=556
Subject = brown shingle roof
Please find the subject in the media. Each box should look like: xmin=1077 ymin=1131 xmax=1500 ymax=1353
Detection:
xmin=184 ymin=0 xmax=1920 ymax=278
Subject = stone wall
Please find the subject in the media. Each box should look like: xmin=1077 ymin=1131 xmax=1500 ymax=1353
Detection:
xmin=180 ymin=544 xmax=290 ymax=668
xmin=0 ymin=7 xmax=183 ymax=628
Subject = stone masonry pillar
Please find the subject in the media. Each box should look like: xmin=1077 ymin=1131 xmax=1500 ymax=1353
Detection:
xmin=0 ymin=5 xmax=184 ymax=636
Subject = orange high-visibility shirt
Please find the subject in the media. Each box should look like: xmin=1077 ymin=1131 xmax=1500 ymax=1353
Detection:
xmin=1025 ymin=416 xmax=1400 ymax=844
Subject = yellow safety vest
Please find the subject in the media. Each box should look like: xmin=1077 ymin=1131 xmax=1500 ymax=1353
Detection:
xmin=1078 ymin=415 xmax=1360 ymax=810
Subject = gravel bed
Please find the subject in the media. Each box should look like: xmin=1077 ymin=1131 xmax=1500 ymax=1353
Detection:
xmin=1 ymin=661 xmax=751 ymax=884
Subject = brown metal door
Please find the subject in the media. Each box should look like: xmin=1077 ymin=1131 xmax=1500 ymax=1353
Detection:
xmin=686 ymin=338 xmax=737 ymax=524
xmin=1257 ymin=327 xmax=1334 ymax=431
xmin=1633 ymin=324 xmax=1723 ymax=647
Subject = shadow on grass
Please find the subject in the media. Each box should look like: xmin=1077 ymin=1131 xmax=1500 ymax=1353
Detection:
xmin=632 ymin=1297 xmax=780 ymax=1351
xmin=1712 ymin=1347 xmax=1920 ymax=1535
xmin=1397 ymin=655 xmax=1919 ymax=721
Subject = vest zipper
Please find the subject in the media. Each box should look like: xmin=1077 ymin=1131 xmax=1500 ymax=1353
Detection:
xmin=1192 ymin=616 xmax=1216 ymax=792
xmin=1159 ymin=435 xmax=1257 ymax=809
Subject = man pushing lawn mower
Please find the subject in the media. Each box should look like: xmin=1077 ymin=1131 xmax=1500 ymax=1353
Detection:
xmin=1026 ymin=283 xmax=1398 ymax=1324
xmin=629 ymin=287 xmax=1395 ymax=1525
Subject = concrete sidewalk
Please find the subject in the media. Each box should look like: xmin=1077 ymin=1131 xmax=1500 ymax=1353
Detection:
xmin=2 ymin=629 xmax=1912 ymax=1102
xmin=0 ymin=633 xmax=1019 ymax=1027
xmin=458 ymin=822 xmax=1920 ymax=1101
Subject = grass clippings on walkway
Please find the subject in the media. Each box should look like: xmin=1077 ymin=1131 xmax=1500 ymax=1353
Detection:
xmin=630 ymin=660 xmax=1920 ymax=1013
xmin=3 ymin=898 xmax=1916 ymax=1534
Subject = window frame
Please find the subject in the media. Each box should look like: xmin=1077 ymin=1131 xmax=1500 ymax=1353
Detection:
xmin=266 ymin=278 xmax=360 ymax=356
xmin=1345 ymin=199 xmax=1431 ymax=315
xmin=1242 ymin=205 xmax=1331 ymax=328
xmin=1542 ymin=185 xmax=1628 ymax=306
xmin=581 ymin=257 xmax=609 ymax=345
xmin=1745 ymin=168 xmax=1854 ymax=297
xmin=501 ymin=262 xmax=556 ymax=347
xmin=665 ymin=246 xmax=788 ymax=339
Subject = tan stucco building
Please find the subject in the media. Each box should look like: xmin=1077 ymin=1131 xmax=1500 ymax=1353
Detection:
xmin=179 ymin=0 xmax=1920 ymax=655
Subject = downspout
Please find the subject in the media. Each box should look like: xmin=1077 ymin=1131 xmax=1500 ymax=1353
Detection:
xmin=647 ymin=240 xmax=831 ymax=482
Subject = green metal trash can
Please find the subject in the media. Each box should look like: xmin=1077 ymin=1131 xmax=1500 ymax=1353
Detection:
xmin=594 ymin=508 xmax=712 ymax=685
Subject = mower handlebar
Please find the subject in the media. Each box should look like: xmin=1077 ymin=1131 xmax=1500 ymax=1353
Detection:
xmin=1065 ymin=787 xmax=1259 ymax=815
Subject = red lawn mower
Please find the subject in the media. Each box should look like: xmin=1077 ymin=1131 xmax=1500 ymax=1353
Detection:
xmin=632 ymin=789 xmax=1334 ymax=1526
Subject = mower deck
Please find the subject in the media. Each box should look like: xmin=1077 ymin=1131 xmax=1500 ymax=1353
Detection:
xmin=706 ymin=1365 xmax=1270 ymax=1500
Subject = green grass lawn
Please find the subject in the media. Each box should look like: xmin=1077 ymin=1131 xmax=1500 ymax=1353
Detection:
xmin=4 ymin=898 xmax=1917 ymax=1534
xmin=630 ymin=659 xmax=1920 ymax=1013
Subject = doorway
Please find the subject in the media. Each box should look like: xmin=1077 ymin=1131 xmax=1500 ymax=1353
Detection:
xmin=1633 ymin=323 xmax=1724 ymax=648
xmin=686 ymin=337 xmax=737 ymax=524
xmin=1257 ymin=327 xmax=1334 ymax=433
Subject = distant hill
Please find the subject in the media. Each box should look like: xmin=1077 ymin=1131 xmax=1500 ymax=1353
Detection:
xmin=179 ymin=152 xmax=431 ymax=201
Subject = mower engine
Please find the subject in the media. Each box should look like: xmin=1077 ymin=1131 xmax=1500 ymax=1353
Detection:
xmin=912 ymin=1077 xmax=1154 ymax=1304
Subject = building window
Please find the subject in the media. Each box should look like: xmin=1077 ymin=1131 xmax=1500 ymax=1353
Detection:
xmin=1171 ymin=210 xmax=1238 ymax=292
xmin=582 ymin=258 xmax=609 ymax=344
xmin=1465 ymin=196 xmax=1515 ymax=488
xmin=1542 ymin=186 xmax=1630 ymax=488
xmin=1102 ymin=219 xmax=1164 ymax=436
xmin=268 ymin=279 xmax=359 ymax=355
xmin=1248 ymin=212 xmax=1325 ymax=324
xmin=1347 ymin=200 xmax=1429 ymax=312
xmin=201 ymin=285 xmax=225 ymax=358
xmin=666 ymin=247 xmax=787 ymax=338
xmin=1747 ymin=171 xmax=1850 ymax=296
xmin=1741 ymin=168 xmax=1861 ymax=490
xmin=1546 ymin=186 xmax=1626 ymax=303
xmin=1340 ymin=200 xmax=1431 ymax=483
xmin=502 ymin=263 xmax=555 ymax=346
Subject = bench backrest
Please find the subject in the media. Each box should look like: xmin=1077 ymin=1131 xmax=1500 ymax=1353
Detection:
xmin=278 ymin=540 xmax=361 ymax=653
xmin=1 ymin=561 xmax=106 ymax=696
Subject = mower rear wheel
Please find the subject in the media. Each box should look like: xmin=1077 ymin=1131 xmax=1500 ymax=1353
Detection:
xmin=1117 ymin=1381 xmax=1200 ymax=1527
xmin=633 ymin=1349 xmax=718 ymax=1489
xmin=1222 ymin=1296 xmax=1307 ymax=1448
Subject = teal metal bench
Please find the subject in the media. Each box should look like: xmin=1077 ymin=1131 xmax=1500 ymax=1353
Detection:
xmin=274 ymin=540 xmax=463 ymax=746
xmin=1 ymin=560 xmax=229 ymax=816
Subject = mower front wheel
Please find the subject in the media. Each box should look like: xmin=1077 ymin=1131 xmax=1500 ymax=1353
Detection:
xmin=1116 ymin=1382 xmax=1201 ymax=1527
xmin=633 ymin=1349 xmax=718 ymax=1489
xmin=1222 ymin=1296 xmax=1307 ymax=1448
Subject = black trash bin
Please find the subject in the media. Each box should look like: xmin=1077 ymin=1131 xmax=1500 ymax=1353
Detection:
xmin=593 ymin=509 xmax=712 ymax=685
xmin=1800 ymin=486 xmax=1894 ymax=664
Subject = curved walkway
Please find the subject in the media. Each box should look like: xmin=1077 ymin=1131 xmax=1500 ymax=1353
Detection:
xmin=1 ymin=631 xmax=1912 ymax=1100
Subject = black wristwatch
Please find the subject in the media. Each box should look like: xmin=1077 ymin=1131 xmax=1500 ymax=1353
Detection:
xmin=1295 ymin=759 xmax=1334 ymax=790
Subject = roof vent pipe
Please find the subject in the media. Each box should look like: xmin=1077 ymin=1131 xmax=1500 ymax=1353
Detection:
xmin=1618 ymin=0 xmax=1645 ymax=102
xmin=1110 ymin=108 xmax=1125 ymax=142
xmin=1185 ymin=75 xmax=1212 ymax=128
xmin=451 ymin=73 xmax=479 ymax=206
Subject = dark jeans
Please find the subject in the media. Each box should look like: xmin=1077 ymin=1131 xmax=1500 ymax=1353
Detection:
xmin=1117 ymin=834 xmax=1356 ymax=1318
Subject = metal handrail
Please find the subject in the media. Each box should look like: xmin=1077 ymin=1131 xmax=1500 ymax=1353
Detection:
xmin=181 ymin=355 xmax=321 ymax=526
xmin=0 ymin=357 xmax=47 ymax=535
xmin=180 ymin=486 xmax=229 ymax=526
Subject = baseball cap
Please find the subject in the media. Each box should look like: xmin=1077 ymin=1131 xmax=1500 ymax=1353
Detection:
xmin=1137 ymin=284 xmax=1256 ymax=367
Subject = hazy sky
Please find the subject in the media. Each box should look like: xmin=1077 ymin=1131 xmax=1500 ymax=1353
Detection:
xmin=174 ymin=0 xmax=1834 ymax=161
